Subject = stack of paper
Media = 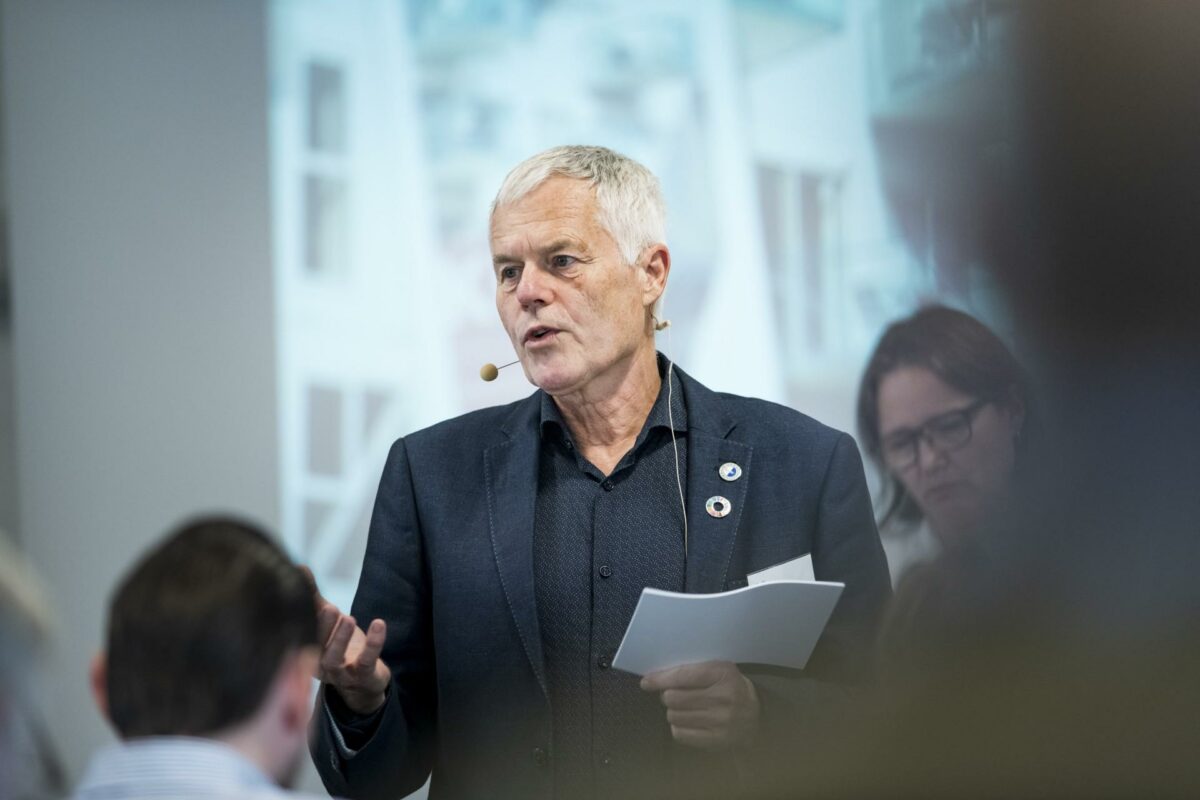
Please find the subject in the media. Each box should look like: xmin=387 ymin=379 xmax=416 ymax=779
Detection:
xmin=612 ymin=555 xmax=843 ymax=676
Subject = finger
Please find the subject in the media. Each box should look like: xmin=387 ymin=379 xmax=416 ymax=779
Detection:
xmin=302 ymin=566 xmax=348 ymax=647
xmin=641 ymin=661 xmax=724 ymax=692
xmin=670 ymin=725 xmax=724 ymax=750
xmin=316 ymin=604 xmax=340 ymax=647
xmin=666 ymin=708 xmax=726 ymax=729
xmin=355 ymin=619 xmax=387 ymax=669
xmin=660 ymin=688 xmax=726 ymax=711
xmin=320 ymin=614 xmax=355 ymax=672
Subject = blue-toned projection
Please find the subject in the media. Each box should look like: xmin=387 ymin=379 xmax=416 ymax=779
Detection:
xmin=269 ymin=0 xmax=1001 ymax=606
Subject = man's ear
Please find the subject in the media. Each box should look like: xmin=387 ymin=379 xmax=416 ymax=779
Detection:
xmin=280 ymin=647 xmax=320 ymax=733
xmin=89 ymin=652 xmax=110 ymax=724
xmin=640 ymin=243 xmax=671 ymax=309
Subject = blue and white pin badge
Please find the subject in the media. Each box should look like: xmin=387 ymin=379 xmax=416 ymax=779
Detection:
xmin=718 ymin=462 xmax=742 ymax=482
xmin=706 ymin=496 xmax=732 ymax=518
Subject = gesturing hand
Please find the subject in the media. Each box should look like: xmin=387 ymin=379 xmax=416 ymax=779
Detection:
xmin=305 ymin=567 xmax=391 ymax=715
xmin=640 ymin=661 xmax=760 ymax=750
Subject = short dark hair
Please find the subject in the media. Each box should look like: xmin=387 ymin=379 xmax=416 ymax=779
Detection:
xmin=856 ymin=305 xmax=1031 ymax=529
xmin=104 ymin=516 xmax=317 ymax=738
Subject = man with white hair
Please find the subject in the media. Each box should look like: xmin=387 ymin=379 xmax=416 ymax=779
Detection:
xmin=311 ymin=145 xmax=890 ymax=799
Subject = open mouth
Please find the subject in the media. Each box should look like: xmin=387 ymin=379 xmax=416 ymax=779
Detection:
xmin=524 ymin=326 xmax=558 ymax=345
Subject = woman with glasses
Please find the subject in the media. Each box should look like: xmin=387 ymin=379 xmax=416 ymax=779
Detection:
xmin=856 ymin=305 xmax=1029 ymax=581
xmin=856 ymin=305 xmax=1031 ymax=678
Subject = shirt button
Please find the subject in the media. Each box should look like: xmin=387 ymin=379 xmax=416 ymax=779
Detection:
xmin=532 ymin=747 xmax=548 ymax=767
xmin=597 ymin=654 xmax=611 ymax=669
xmin=598 ymin=564 xmax=612 ymax=578
xmin=600 ymin=753 xmax=614 ymax=768
xmin=601 ymin=479 xmax=614 ymax=491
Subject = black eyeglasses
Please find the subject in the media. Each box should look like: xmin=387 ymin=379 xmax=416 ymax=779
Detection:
xmin=881 ymin=398 xmax=991 ymax=470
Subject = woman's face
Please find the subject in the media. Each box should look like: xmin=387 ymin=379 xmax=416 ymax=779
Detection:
xmin=877 ymin=365 xmax=1024 ymax=546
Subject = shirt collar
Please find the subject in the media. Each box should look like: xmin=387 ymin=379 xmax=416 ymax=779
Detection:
xmin=75 ymin=736 xmax=281 ymax=796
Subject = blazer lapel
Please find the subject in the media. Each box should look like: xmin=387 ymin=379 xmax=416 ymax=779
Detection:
xmin=677 ymin=368 xmax=753 ymax=594
xmin=483 ymin=396 xmax=547 ymax=696
xmin=684 ymin=432 xmax=752 ymax=593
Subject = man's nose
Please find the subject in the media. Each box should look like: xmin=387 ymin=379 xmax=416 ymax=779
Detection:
xmin=515 ymin=264 xmax=552 ymax=307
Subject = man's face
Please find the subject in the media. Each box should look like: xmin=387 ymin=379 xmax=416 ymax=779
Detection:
xmin=490 ymin=177 xmax=660 ymax=396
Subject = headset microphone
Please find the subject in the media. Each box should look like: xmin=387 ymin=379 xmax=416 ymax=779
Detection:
xmin=479 ymin=359 xmax=519 ymax=382
xmin=651 ymin=312 xmax=686 ymax=557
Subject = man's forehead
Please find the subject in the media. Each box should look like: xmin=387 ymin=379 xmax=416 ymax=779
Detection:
xmin=492 ymin=176 xmax=596 ymax=222
xmin=490 ymin=180 xmax=605 ymax=248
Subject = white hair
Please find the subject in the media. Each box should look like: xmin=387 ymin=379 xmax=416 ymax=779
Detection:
xmin=491 ymin=145 xmax=667 ymax=268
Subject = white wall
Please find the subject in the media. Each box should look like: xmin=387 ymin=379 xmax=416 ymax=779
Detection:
xmin=1 ymin=0 xmax=278 ymax=782
xmin=0 ymin=0 xmax=18 ymax=543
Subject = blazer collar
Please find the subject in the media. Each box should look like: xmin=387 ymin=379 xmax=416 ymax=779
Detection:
xmin=485 ymin=390 xmax=546 ymax=695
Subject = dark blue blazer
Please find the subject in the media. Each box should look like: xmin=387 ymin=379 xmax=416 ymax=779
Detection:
xmin=313 ymin=366 xmax=891 ymax=799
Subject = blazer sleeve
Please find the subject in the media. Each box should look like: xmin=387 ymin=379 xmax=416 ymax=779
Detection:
xmin=741 ymin=432 xmax=891 ymax=774
xmin=806 ymin=431 xmax=892 ymax=682
xmin=310 ymin=438 xmax=438 ymax=800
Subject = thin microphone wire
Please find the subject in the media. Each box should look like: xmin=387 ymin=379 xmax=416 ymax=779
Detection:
xmin=663 ymin=321 xmax=688 ymax=560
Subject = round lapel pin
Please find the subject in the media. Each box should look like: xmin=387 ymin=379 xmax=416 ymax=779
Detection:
xmin=718 ymin=462 xmax=742 ymax=482
xmin=705 ymin=496 xmax=732 ymax=518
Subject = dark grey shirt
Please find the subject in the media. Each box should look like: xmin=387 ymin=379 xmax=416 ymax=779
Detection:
xmin=533 ymin=357 xmax=688 ymax=799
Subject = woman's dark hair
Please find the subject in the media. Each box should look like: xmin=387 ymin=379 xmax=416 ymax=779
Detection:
xmin=857 ymin=305 xmax=1030 ymax=530
xmin=104 ymin=516 xmax=317 ymax=738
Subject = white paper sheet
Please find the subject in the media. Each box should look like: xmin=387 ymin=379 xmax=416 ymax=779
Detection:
xmin=747 ymin=553 xmax=814 ymax=584
xmin=612 ymin=579 xmax=844 ymax=676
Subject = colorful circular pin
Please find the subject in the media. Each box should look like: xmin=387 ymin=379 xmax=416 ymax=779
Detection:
xmin=705 ymin=496 xmax=732 ymax=518
xmin=719 ymin=462 xmax=742 ymax=482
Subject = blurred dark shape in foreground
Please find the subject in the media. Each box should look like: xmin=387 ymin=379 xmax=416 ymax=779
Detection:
xmin=774 ymin=3 xmax=1200 ymax=796
xmin=0 ymin=535 xmax=65 ymax=799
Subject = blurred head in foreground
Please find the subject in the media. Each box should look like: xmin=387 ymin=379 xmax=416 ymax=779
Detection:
xmin=858 ymin=305 xmax=1028 ymax=548
xmin=0 ymin=533 xmax=59 ymax=798
xmin=797 ymin=1 xmax=1200 ymax=796
xmin=89 ymin=516 xmax=319 ymax=787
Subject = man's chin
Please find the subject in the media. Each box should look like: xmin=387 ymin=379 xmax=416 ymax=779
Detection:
xmin=528 ymin=364 xmax=583 ymax=396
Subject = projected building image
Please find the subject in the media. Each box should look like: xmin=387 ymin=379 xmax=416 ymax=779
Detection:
xmin=269 ymin=0 xmax=996 ymax=607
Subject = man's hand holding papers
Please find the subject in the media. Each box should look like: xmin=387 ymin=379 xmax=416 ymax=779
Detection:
xmin=641 ymin=661 xmax=761 ymax=750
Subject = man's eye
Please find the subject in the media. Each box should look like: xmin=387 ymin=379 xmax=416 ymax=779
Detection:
xmin=499 ymin=266 xmax=520 ymax=282
xmin=550 ymin=255 xmax=576 ymax=269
